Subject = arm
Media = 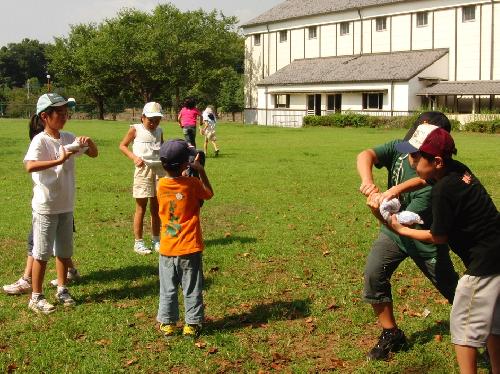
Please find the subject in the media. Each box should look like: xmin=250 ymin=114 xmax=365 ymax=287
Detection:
xmin=77 ymin=136 xmax=98 ymax=158
xmin=387 ymin=215 xmax=448 ymax=244
xmin=382 ymin=177 xmax=428 ymax=201
xmin=119 ymin=127 xmax=144 ymax=167
xmin=177 ymin=112 xmax=182 ymax=127
xmin=190 ymin=155 xmax=214 ymax=198
xmin=366 ymin=192 xmax=387 ymax=224
xmin=356 ymin=149 xmax=380 ymax=197
xmin=25 ymin=147 xmax=75 ymax=173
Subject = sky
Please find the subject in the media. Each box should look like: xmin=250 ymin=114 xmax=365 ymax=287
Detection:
xmin=0 ymin=0 xmax=282 ymax=47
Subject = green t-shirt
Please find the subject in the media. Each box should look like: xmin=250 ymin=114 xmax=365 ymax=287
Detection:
xmin=373 ymin=140 xmax=446 ymax=259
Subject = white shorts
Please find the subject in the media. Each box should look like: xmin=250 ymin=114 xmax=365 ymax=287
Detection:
xmin=205 ymin=130 xmax=216 ymax=142
xmin=450 ymin=274 xmax=500 ymax=348
xmin=32 ymin=211 xmax=74 ymax=261
xmin=133 ymin=165 xmax=158 ymax=198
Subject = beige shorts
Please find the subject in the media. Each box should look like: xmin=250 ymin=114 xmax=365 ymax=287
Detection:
xmin=450 ymin=274 xmax=500 ymax=348
xmin=205 ymin=130 xmax=216 ymax=141
xmin=133 ymin=165 xmax=159 ymax=198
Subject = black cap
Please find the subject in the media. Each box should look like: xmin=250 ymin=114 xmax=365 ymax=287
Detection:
xmin=159 ymin=139 xmax=196 ymax=168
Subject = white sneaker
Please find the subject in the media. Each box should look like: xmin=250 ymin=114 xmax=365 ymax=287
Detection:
xmin=55 ymin=288 xmax=76 ymax=307
xmin=3 ymin=278 xmax=32 ymax=295
xmin=49 ymin=268 xmax=81 ymax=288
xmin=28 ymin=296 xmax=56 ymax=314
xmin=153 ymin=241 xmax=161 ymax=252
xmin=134 ymin=241 xmax=152 ymax=255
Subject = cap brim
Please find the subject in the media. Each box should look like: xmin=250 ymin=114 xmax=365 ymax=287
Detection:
xmin=51 ymin=101 xmax=68 ymax=107
xmin=395 ymin=141 xmax=419 ymax=154
xmin=144 ymin=112 xmax=163 ymax=118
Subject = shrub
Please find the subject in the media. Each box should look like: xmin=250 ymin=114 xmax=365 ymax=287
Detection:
xmin=463 ymin=120 xmax=500 ymax=133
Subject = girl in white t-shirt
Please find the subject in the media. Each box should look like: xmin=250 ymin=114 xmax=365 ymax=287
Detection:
xmin=119 ymin=102 xmax=164 ymax=255
xmin=24 ymin=93 xmax=98 ymax=314
xmin=201 ymin=106 xmax=220 ymax=157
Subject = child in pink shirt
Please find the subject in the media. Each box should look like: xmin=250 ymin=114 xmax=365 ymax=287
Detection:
xmin=177 ymin=98 xmax=201 ymax=147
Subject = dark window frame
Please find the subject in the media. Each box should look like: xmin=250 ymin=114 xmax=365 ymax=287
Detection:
xmin=308 ymin=26 xmax=317 ymax=39
xmin=362 ymin=93 xmax=384 ymax=110
xmin=462 ymin=5 xmax=476 ymax=22
xmin=279 ymin=30 xmax=287 ymax=43
xmin=340 ymin=22 xmax=350 ymax=36
xmin=416 ymin=12 xmax=428 ymax=27
xmin=254 ymin=34 xmax=261 ymax=46
xmin=375 ymin=17 xmax=387 ymax=32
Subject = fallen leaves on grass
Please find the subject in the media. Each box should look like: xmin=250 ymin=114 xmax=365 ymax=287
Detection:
xmin=195 ymin=341 xmax=207 ymax=349
xmin=7 ymin=363 xmax=17 ymax=373
xmin=206 ymin=347 xmax=218 ymax=355
xmin=326 ymin=303 xmax=340 ymax=311
xmin=434 ymin=335 xmax=443 ymax=342
xmin=95 ymin=339 xmax=111 ymax=346
xmin=123 ymin=358 xmax=138 ymax=367
xmin=209 ymin=266 xmax=220 ymax=273
xmin=224 ymin=232 xmax=231 ymax=238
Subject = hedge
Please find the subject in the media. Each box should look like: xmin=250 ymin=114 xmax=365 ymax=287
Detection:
xmin=462 ymin=120 xmax=500 ymax=133
xmin=302 ymin=112 xmax=461 ymax=131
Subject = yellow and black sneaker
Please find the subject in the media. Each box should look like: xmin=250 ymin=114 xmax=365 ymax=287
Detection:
xmin=159 ymin=323 xmax=177 ymax=338
xmin=182 ymin=324 xmax=201 ymax=338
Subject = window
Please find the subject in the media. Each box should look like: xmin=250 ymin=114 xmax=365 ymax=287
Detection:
xmin=279 ymin=30 xmax=287 ymax=43
xmin=340 ymin=22 xmax=350 ymax=36
xmin=376 ymin=17 xmax=387 ymax=31
xmin=254 ymin=34 xmax=261 ymax=46
xmin=362 ymin=93 xmax=384 ymax=110
xmin=327 ymin=94 xmax=342 ymax=113
xmin=416 ymin=12 xmax=428 ymax=27
xmin=275 ymin=94 xmax=290 ymax=108
xmin=462 ymin=6 xmax=475 ymax=22
xmin=308 ymin=26 xmax=317 ymax=39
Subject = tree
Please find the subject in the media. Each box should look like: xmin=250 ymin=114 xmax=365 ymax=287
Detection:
xmin=218 ymin=69 xmax=244 ymax=121
xmin=0 ymin=39 xmax=49 ymax=87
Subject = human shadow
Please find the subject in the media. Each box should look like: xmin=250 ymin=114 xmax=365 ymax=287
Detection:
xmin=77 ymin=264 xmax=157 ymax=286
xmin=205 ymin=236 xmax=257 ymax=247
xmin=203 ymin=298 xmax=311 ymax=335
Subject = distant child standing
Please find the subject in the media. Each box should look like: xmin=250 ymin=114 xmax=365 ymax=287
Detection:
xmin=156 ymin=139 xmax=214 ymax=338
xmin=201 ymin=105 xmax=220 ymax=157
xmin=178 ymin=98 xmax=201 ymax=148
xmin=25 ymin=93 xmax=98 ymax=314
xmin=119 ymin=102 xmax=165 ymax=255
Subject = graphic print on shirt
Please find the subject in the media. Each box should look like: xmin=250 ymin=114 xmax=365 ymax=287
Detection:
xmin=165 ymin=193 xmax=184 ymax=237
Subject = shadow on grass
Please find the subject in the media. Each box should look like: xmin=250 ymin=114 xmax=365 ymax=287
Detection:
xmin=81 ymin=264 xmax=214 ymax=302
xmin=205 ymin=235 xmax=257 ymax=247
xmin=204 ymin=298 xmax=311 ymax=335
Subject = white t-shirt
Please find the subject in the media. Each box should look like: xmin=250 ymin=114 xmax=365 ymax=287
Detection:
xmin=131 ymin=124 xmax=162 ymax=162
xmin=202 ymin=110 xmax=216 ymax=132
xmin=24 ymin=131 xmax=83 ymax=214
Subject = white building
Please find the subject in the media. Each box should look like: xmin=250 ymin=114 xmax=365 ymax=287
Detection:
xmin=242 ymin=0 xmax=500 ymax=126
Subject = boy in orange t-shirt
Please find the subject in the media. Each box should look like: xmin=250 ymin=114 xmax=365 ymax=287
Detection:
xmin=156 ymin=139 xmax=214 ymax=338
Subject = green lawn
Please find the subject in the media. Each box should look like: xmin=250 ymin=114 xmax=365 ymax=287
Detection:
xmin=0 ymin=119 xmax=498 ymax=373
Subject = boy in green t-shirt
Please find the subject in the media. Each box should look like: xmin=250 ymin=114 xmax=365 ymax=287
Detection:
xmin=356 ymin=112 xmax=458 ymax=360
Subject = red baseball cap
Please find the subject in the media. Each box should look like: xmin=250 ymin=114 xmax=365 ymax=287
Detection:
xmin=397 ymin=125 xmax=457 ymax=158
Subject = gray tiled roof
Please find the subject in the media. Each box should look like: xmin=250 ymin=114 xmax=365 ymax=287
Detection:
xmin=418 ymin=81 xmax=500 ymax=95
xmin=257 ymin=49 xmax=448 ymax=86
xmin=242 ymin=0 xmax=409 ymax=27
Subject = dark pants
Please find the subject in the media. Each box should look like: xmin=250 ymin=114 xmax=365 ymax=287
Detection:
xmin=363 ymin=232 xmax=458 ymax=304
xmin=182 ymin=126 xmax=196 ymax=148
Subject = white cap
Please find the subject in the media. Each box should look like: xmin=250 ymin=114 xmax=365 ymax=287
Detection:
xmin=142 ymin=102 xmax=163 ymax=118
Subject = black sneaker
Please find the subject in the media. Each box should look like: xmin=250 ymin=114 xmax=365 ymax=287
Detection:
xmin=367 ymin=328 xmax=407 ymax=361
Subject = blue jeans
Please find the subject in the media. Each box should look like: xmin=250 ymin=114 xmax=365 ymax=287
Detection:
xmin=182 ymin=126 xmax=196 ymax=147
xmin=157 ymin=252 xmax=204 ymax=325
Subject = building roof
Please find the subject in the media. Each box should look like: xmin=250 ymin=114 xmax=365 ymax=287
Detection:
xmin=242 ymin=0 xmax=409 ymax=27
xmin=257 ymin=49 xmax=448 ymax=86
xmin=417 ymin=81 xmax=500 ymax=95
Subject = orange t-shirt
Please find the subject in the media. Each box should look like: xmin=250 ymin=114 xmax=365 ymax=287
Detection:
xmin=157 ymin=176 xmax=212 ymax=256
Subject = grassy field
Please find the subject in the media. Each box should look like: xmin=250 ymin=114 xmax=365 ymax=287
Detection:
xmin=0 ymin=119 xmax=498 ymax=373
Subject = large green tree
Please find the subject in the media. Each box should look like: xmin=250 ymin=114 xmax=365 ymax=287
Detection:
xmin=0 ymin=39 xmax=49 ymax=87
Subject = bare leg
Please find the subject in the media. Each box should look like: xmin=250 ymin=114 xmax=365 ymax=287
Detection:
xmin=211 ymin=140 xmax=219 ymax=152
xmin=31 ymin=259 xmax=47 ymax=294
xmin=372 ymin=302 xmax=397 ymax=329
xmin=23 ymin=255 xmax=34 ymax=279
xmin=150 ymin=197 xmax=160 ymax=237
xmin=55 ymin=257 xmax=71 ymax=287
xmin=487 ymin=334 xmax=500 ymax=374
xmin=455 ymin=344 xmax=477 ymax=374
xmin=204 ymin=138 xmax=208 ymax=155
xmin=134 ymin=198 xmax=148 ymax=240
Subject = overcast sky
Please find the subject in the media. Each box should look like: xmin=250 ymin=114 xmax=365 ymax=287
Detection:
xmin=0 ymin=0 xmax=282 ymax=47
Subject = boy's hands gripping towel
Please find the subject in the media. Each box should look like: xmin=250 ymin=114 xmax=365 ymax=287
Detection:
xmin=380 ymin=198 xmax=423 ymax=225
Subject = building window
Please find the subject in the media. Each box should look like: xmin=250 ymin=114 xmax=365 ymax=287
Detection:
xmin=275 ymin=94 xmax=290 ymax=108
xmin=362 ymin=93 xmax=383 ymax=110
xmin=416 ymin=12 xmax=428 ymax=27
xmin=279 ymin=30 xmax=287 ymax=43
xmin=308 ymin=26 xmax=317 ymax=39
xmin=462 ymin=5 xmax=476 ymax=22
xmin=327 ymin=94 xmax=342 ymax=113
xmin=376 ymin=17 xmax=387 ymax=31
xmin=340 ymin=22 xmax=350 ymax=36
xmin=254 ymin=34 xmax=261 ymax=46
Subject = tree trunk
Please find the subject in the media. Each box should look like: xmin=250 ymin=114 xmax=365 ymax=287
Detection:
xmin=97 ymin=97 xmax=105 ymax=120
xmin=232 ymin=112 xmax=235 ymax=122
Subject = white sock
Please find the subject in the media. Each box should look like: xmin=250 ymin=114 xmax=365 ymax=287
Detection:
xmin=31 ymin=292 xmax=41 ymax=300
